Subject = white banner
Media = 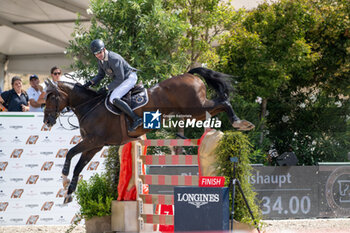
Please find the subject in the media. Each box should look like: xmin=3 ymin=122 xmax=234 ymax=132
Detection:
xmin=0 ymin=112 xmax=108 ymax=225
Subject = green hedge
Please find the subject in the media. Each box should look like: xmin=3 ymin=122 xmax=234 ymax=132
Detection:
xmin=75 ymin=173 xmax=114 ymax=220
xmin=216 ymin=131 xmax=262 ymax=227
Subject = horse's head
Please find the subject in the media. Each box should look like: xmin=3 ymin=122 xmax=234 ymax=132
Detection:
xmin=43 ymin=79 xmax=69 ymax=127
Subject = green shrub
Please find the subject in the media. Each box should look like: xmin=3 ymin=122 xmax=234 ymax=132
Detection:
xmin=104 ymin=146 xmax=120 ymax=197
xmin=216 ymin=131 xmax=262 ymax=227
xmin=75 ymin=173 xmax=114 ymax=220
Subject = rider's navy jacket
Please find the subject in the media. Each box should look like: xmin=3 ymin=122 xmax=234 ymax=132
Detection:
xmin=92 ymin=50 xmax=137 ymax=90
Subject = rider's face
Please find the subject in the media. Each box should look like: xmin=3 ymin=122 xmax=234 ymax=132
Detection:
xmin=95 ymin=48 xmax=105 ymax=60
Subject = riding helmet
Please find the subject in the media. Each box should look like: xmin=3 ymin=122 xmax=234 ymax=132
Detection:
xmin=90 ymin=39 xmax=105 ymax=54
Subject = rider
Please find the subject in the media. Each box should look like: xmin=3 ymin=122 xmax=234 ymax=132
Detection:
xmin=83 ymin=39 xmax=143 ymax=131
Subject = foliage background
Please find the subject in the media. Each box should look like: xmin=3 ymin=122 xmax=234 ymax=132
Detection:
xmin=67 ymin=0 xmax=188 ymax=88
xmin=214 ymin=0 xmax=350 ymax=165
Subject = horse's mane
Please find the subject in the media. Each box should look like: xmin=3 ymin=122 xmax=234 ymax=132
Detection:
xmin=72 ymin=82 xmax=99 ymax=97
xmin=57 ymin=81 xmax=99 ymax=98
xmin=46 ymin=81 xmax=105 ymax=108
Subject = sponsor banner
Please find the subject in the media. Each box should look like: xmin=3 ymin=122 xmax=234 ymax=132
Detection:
xmin=0 ymin=124 xmax=80 ymax=133
xmin=249 ymin=166 xmax=319 ymax=219
xmin=0 ymin=172 xmax=103 ymax=198
xmin=0 ymin=147 xmax=108 ymax=160
xmin=0 ymin=211 xmax=80 ymax=225
xmin=0 ymin=187 xmax=59 ymax=200
xmin=0 ymin=147 xmax=57 ymax=159
xmin=0 ymin=135 xmax=31 ymax=145
xmin=0 ymin=113 xmax=79 ymax=131
xmin=1 ymin=149 xmax=68 ymax=161
xmin=0 ymin=134 xmax=83 ymax=146
xmin=174 ymin=187 xmax=229 ymax=231
xmin=0 ymin=213 xmax=27 ymax=225
xmin=0 ymin=173 xmax=61 ymax=187
xmin=1 ymin=200 xmax=80 ymax=213
xmin=318 ymin=166 xmax=350 ymax=217
xmin=199 ymin=176 xmax=225 ymax=187
xmin=0 ymin=112 xmax=106 ymax=225
xmin=1 ymin=158 xmax=106 ymax=174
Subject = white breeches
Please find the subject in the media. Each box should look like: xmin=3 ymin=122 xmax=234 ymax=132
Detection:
xmin=109 ymin=72 xmax=137 ymax=103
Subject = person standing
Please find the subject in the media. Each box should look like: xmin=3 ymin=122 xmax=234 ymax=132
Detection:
xmin=0 ymin=76 xmax=29 ymax=112
xmin=38 ymin=66 xmax=62 ymax=104
xmin=48 ymin=66 xmax=62 ymax=85
xmin=83 ymin=39 xmax=142 ymax=131
xmin=27 ymin=74 xmax=44 ymax=112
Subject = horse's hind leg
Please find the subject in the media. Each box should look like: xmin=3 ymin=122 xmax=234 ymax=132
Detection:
xmin=206 ymin=100 xmax=255 ymax=131
xmin=62 ymin=140 xmax=98 ymax=189
xmin=64 ymin=146 xmax=103 ymax=204
xmin=222 ymin=100 xmax=255 ymax=131
xmin=220 ymin=100 xmax=240 ymax=123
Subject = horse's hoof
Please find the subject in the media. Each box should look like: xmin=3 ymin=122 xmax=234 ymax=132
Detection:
xmin=232 ymin=120 xmax=255 ymax=131
xmin=63 ymin=194 xmax=73 ymax=204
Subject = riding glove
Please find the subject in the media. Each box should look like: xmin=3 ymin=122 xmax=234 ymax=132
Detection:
xmin=83 ymin=81 xmax=92 ymax=88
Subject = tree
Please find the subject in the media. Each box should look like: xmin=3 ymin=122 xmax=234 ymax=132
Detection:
xmin=161 ymin=0 xmax=239 ymax=140
xmin=66 ymin=0 xmax=188 ymax=87
xmin=163 ymin=0 xmax=238 ymax=69
xmin=215 ymin=0 xmax=350 ymax=164
xmin=308 ymin=0 xmax=350 ymax=96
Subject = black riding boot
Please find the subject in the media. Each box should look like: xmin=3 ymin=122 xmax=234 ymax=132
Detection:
xmin=112 ymin=98 xmax=143 ymax=131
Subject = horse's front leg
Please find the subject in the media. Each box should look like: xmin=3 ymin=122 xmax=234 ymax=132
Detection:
xmin=62 ymin=140 xmax=97 ymax=190
xmin=64 ymin=146 xmax=103 ymax=204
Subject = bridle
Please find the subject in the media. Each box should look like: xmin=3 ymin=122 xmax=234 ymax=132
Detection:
xmin=45 ymin=82 xmax=104 ymax=130
xmin=46 ymin=88 xmax=81 ymax=130
xmin=45 ymin=88 xmax=61 ymax=120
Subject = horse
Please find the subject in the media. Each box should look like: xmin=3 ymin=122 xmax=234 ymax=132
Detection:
xmin=43 ymin=67 xmax=254 ymax=203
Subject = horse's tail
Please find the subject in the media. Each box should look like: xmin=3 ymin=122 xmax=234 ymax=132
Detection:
xmin=188 ymin=67 xmax=233 ymax=101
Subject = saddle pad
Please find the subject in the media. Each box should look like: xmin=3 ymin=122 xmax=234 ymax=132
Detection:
xmin=105 ymin=89 xmax=149 ymax=115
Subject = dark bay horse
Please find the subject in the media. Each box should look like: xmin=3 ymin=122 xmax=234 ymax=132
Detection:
xmin=43 ymin=67 xmax=254 ymax=203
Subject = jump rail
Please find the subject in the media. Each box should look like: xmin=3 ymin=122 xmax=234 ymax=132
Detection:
xmin=135 ymin=138 xmax=202 ymax=231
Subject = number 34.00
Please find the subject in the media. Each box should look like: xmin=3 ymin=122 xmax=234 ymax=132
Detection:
xmin=261 ymin=196 xmax=311 ymax=215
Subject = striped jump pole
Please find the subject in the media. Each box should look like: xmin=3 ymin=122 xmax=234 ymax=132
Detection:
xmin=134 ymin=138 xmax=202 ymax=232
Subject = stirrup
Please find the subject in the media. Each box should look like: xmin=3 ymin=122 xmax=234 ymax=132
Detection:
xmin=129 ymin=117 xmax=143 ymax=132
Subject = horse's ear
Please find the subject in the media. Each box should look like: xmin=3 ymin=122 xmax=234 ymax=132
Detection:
xmin=47 ymin=78 xmax=56 ymax=87
xmin=45 ymin=78 xmax=57 ymax=95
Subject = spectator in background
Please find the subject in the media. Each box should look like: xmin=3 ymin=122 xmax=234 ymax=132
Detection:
xmin=27 ymin=74 xmax=44 ymax=112
xmin=48 ymin=66 xmax=62 ymax=85
xmin=38 ymin=66 xmax=62 ymax=104
xmin=0 ymin=76 xmax=29 ymax=112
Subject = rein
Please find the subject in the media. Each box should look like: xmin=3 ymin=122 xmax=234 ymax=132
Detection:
xmin=47 ymin=87 xmax=79 ymax=130
xmin=58 ymin=110 xmax=80 ymax=130
xmin=71 ymin=94 xmax=105 ymax=124
xmin=47 ymin=82 xmax=104 ymax=129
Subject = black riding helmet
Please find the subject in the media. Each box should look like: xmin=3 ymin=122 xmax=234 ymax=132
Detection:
xmin=90 ymin=39 xmax=105 ymax=54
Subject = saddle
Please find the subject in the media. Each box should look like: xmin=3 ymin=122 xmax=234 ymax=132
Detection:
xmin=105 ymin=84 xmax=149 ymax=115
